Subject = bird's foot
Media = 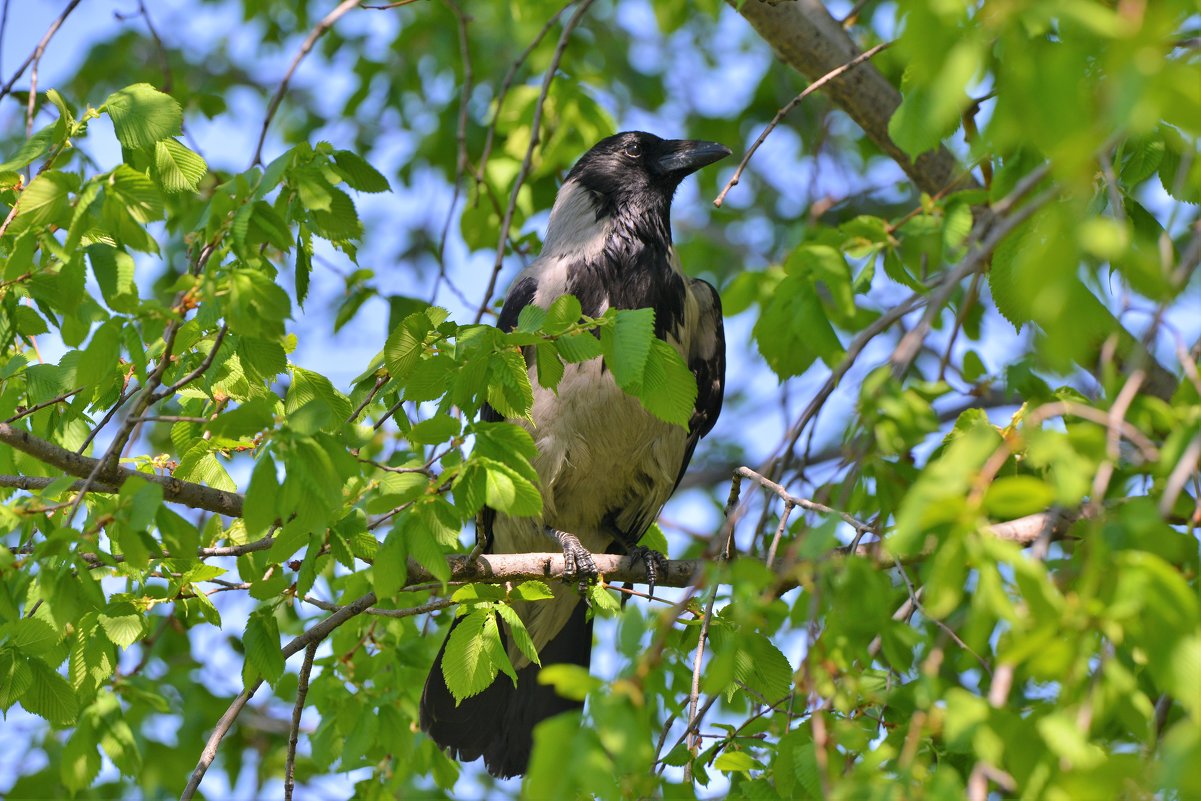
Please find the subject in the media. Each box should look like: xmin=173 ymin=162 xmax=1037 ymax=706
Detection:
xmin=550 ymin=529 xmax=598 ymax=595
xmin=628 ymin=545 xmax=669 ymax=600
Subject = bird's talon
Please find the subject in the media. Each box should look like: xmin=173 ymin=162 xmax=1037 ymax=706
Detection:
xmin=629 ymin=545 xmax=669 ymax=600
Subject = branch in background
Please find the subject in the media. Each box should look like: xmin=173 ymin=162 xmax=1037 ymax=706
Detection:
xmin=733 ymin=0 xmax=970 ymax=196
xmin=283 ymin=641 xmax=317 ymax=801
xmin=0 ymin=0 xmax=83 ymax=104
xmin=473 ymin=0 xmax=596 ymax=324
xmin=180 ymin=592 xmax=379 ymax=801
xmin=250 ymin=0 xmax=385 ymax=167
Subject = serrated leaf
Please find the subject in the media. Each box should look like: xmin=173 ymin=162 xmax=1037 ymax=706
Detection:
xmin=511 ymin=580 xmax=554 ymax=601
xmin=555 ymin=331 xmax=602 ymax=363
xmin=480 ymin=457 xmax=542 ymax=516
xmin=517 ymin=304 xmax=547 ymax=332
xmin=61 ymin=726 xmax=101 ymax=792
xmin=153 ymin=138 xmax=207 ymax=192
xmin=24 ymin=658 xmax=78 ymax=724
xmin=104 ymin=83 xmax=182 ymax=149
xmin=15 ymin=171 xmax=74 ymax=229
xmin=332 ymin=150 xmax=391 ymax=193
xmin=108 ymin=164 xmax=164 ymax=223
xmin=603 ymin=308 xmax=654 ymax=389
xmin=98 ymin=614 xmax=144 ymax=649
xmin=534 ymin=342 xmax=564 ymax=390
xmin=243 ymin=610 xmax=284 ymax=685
xmin=735 ymin=632 xmax=793 ymax=701
xmin=408 ymin=413 xmax=460 ymax=446
xmin=635 ymin=339 xmax=697 ymax=428
xmin=496 ymin=603 xmax=540 ymax=666
xmin=543 ymin=294 xmax=582 ymax=334
xmin=8 ymin=618 xmax=59 ymax=657
xmin=442 ymin=610 xmax=502 ymax=702
xmin=0 ymin=650 xmax=33 ymax=710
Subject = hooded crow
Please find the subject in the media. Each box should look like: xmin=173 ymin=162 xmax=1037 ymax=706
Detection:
xmin=420 ymin=131 xmax=729 ymax=778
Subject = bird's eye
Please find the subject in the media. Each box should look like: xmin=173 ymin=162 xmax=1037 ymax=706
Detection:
xmin=623 ymin=142 xmax=641 ymax=159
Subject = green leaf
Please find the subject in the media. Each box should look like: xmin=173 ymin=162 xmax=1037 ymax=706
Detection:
xmin=153 ymin=138 xmax=207 ymax=193
xmin=536 ymin=663 xmax=601 ymax=701
xmin=442 ymin=610 xmax=502 ymax=703
xmin=15 ymin=171 xmax=75 ymax=230
xmin=107 ymin=164 xmax=164 ymax=223
xmin=61 ymin=726 xmax=101 ymax=792
xmin=104 ymin=83 xmax=182 ymax=149
xmin=0 ymin=123 xmax=58 ymax=173
xmin=0 ymin=649 xmax=33 ymax=711
xmin=511 ymin=580 xmax=554 ymax=601
xmin=98 ymin=614 xmax=144 ymax=649
xmin=713 ymin=751 xmax=758 ymax=773
xmin=243 ymin=610 xmax=284 ymax=685
xmin=534 ymin=343 xmax=564 ymax=390
xmin=635 ymin=339 xmax=697 ymax=428
xmin=408 ymin=413 xmax=460 ymax=446
xmin=87 ymin=245 xmax=139 ymax=312
xmin=24 ymin=657 xmax=78 ymax=724
xmin=602 ymin=307 xmax=655 ymax=389
xmin=543 ymin=294 xmax=582 ymax=334
xmin=480 ymin=457 xmax=542 ymax=516
xmin=984 ymin=475 xmax=1056 ymax=519
xmin=496 ymin=604 xmax=540 ymax=666
xmin=555 ymin=331 xmax=602 ymax=363
xmin=373 ymin=521 xmax=408 ymax=599
xmin=7 ymin=618 xmax=59 ymax=657
xmin=332 ymin=150 xmax=391 ymax=193
xmin=244 ymin=454 xmax=281 ymax=537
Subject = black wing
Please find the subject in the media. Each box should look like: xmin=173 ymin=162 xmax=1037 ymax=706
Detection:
xmin=673 ymin=277 xmax=726 ymax=491
xmin=478 ymin=274 xmax=539 ymax=551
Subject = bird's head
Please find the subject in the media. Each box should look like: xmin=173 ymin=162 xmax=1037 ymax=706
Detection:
xmin=562 ymin=131 xmax=731 ymax=216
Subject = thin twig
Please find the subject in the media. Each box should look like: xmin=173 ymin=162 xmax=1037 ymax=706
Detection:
xmin=474 ymin=0 xmax=574 ymax=185
xmin=737 ymin=466 xmax=874 ymax=534
xmin=473 ymin=0 xmax=595 ymax=324
xmin=284 ymin=641 xmax=317 ymax=801
xmin=714 ymin=41 xmax=894 ymax=208
xmin=181 ymin=592 xmax=379 ymax=801
xmin=250 ymin=0 xmax=384 ymax=167
xmin=3 ymin=387 xmax=83 ymax=423
xmin=0 ymin=0 xmax=83 ymax=105
xmin=683 ymin=589 xmax=718 ymax=782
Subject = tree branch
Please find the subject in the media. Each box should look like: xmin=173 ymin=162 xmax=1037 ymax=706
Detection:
xmin=733 ymin=0 xmax=970 ymax=195
xmin=0 ymin=423 xmax=244 ymax=517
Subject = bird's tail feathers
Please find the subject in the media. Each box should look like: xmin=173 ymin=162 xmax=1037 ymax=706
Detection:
xmin=419 ymin=599 xmax=593 ymax=778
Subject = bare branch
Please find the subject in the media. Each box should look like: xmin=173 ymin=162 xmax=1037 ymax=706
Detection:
xmin=0 ymin=0 xmax=83 ymax=105
xmin=284 ymin=641 xmax=317 ymax=801
xmin=251 ymin=0 xmax=380 ymax=167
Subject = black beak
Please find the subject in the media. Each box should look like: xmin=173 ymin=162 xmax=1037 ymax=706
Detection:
xmin=655 ymin=140 xmax=732 ymax=176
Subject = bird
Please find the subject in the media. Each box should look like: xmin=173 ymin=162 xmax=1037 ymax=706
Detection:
xmin=420 ymin=131 xmax=729 ymax=778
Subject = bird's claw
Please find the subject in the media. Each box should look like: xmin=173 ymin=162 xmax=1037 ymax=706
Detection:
xmin=629 ymin=545 xmax=669 ymax=599
xmin=553 ymin=529 xmax=598 ymax=596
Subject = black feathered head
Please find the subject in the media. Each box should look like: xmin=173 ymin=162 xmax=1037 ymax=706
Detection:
xmin=564 ymin=131 xmax=730 ymax=218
